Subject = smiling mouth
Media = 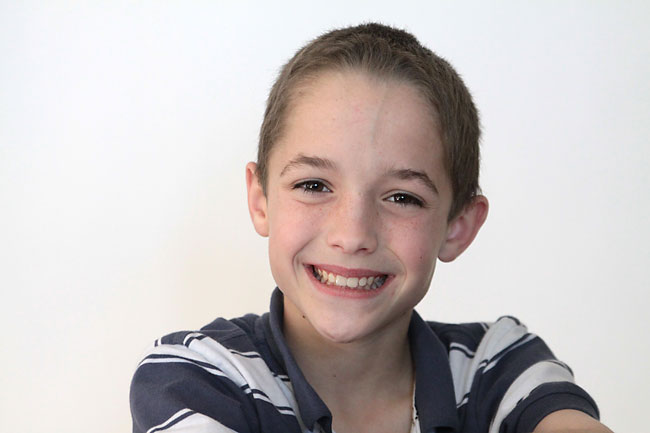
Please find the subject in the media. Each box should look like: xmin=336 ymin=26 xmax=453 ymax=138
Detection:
xmin=310 ymin=265 xmax=388 ymax=290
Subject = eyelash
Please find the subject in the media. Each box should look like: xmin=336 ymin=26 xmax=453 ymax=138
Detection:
xmin=293 ymin=181 xmax=425 ymax=208
xmin=293 ymin=180 xmax=332 ymax=194
xmin=385 ymin=192 xmax=425 ymax=208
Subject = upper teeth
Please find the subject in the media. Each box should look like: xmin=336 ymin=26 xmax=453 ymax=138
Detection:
xmin=313 ymin=266 xmax=386 ymax=290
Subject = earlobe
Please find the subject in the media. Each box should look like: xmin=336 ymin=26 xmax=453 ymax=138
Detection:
xmin=245 ymin=162 xmax=269 ymax=237
xmin=438 ymin=195 xmax=489 ymax=262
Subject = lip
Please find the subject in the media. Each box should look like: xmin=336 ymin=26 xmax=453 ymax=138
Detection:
xmin=305 ymin=264 xmax=393 ymax=299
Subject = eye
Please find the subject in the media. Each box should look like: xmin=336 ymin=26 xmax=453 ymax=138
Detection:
xmin=293 ymin=180 xmax=332 ymax=194
xmin=386 ymin=192 xmax=424 ymax=207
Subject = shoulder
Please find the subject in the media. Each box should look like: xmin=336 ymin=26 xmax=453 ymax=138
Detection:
xmin=427 ymin=316 xmax=599 ymax=433
xmin=145 ymin=313 xmax=271 ymax=381
xmin=130 ymin=313 xmax=297 ymax=433
xmin=429 ymin=315 xmax=554 ymax=371
xmin=157 ymin=313 xmax=264 ymax=354
xmin=429 ymin=315 xmax=540 ymax=372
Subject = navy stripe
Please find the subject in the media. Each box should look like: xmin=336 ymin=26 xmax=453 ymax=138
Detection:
xmin=184 ymin=334 xmax=208 ymax=346
xmin=497 ymin=315 xmax=521 ymax=326
xmin=230 ymin=350 xmax=262 ymax=359
xmin=450 ymin=345 xmax=475 ymax=358
xmin=248 ymin=388 xmax=271 ymax=401
xmin=429 ymin=321 xmax=486 ymax=353
xmin=143 ymin=353 xmax=224 ymax=373
xmin=548 ymin=359 xmax=574 ymax=375
xmin=238 ymin=384 xmax=294 ymax=413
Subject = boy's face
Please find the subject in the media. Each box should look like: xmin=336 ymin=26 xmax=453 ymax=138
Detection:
xmin=247 ymin=71 xmax=483 ymax=344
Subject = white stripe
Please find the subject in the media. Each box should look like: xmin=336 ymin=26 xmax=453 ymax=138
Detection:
xmin=146 ymin=408 xmax=192 ymax=433
xmin=479 ymin=318 xmax=530 ymax=365
xmin=138 ymin=345 xmax=229 ymax=377
xmin=140 ymin=341 xmax=299 ymax=417
xmin=449 ymin=342 xmax=475 ymax=356
xmin=183 ymin=332 xmax=204 ymax=346
xmin=448 ymin=343 xmax=475 ymax=404
xmin=139 ymin=345 xmax=216 ymax=366
xmin=185 ymin=337 xmax=300 ymax=416
xmin=150 ymin=409 xmax=239 ymax=432
xmin=242 ymin=389 xmax=295 ymax=415
xmin=181 ymin=335 xmax=261 ymax=359
xmin=449 ymin=317 xmax=532 ymax=406
xmin=488 ymin=361 xmax=575 ymax=433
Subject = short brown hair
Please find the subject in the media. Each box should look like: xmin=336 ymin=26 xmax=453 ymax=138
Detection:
xmin=257 ymin=22 xmax=480 ymax=220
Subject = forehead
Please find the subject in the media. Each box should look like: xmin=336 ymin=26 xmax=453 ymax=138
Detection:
xmin=288 ymin=70 xmax=439 ymax=136
xmin=274 ymin=70 xmax=446 ymax=177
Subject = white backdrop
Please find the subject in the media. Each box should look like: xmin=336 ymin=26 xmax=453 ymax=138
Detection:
xmin=1 ymin=2 xmax=648 ymax=432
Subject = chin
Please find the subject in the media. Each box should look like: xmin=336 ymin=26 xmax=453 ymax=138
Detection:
xmin=312 ymin=323 xmax=364 ymax=344
xmin=311 ymin=317 xmax=375 ymax=345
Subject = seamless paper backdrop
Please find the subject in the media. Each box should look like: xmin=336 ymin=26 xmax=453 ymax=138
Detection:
xmin=1 ymin=2 xmax=648 ymax=432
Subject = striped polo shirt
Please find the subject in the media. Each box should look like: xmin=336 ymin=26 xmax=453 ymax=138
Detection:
xmin=130 ymin=289 xmax=599 ymax=433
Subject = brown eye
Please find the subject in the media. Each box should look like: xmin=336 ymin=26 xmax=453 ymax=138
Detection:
xmin=386 ymin=192 xmax=424 ymax=207
xmin=294 ymin=180 xmax=332 ymax=193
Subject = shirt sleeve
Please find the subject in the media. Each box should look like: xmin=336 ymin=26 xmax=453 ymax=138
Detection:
xmin=499 ymin=381 xmax=599 ymax=433
xmin=455 ymin=316 xmax=599 ymax=433
xmin=129 ymin=341 xmax=256 ymax=433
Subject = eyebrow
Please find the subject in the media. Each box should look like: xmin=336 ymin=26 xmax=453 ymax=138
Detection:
xmin=279 ymin=154 xmax=438 ymax=195
xmin=280 ymin=154 xmax=337 ymax=177
xmin=388 ymin=168 xmax=439 ymax=195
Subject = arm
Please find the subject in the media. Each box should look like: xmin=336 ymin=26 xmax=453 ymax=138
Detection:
xmin=130 ymin=344 xmax=255 ymax=433
xmin=456 ymin=317 xmax=603 ymax=433
xmin=533 ymin=410 xmax=613 ymax=433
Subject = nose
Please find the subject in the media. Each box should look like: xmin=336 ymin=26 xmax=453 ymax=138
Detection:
xmin=326 ymin=193 xmax=379 ymax=255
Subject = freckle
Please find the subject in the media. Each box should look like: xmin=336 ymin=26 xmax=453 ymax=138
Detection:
xmin=302 ymin=315 xmax=306 ymax=319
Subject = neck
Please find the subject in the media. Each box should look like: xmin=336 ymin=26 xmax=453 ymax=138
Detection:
xmin=282 ymin=297 xmax=414 ymax=405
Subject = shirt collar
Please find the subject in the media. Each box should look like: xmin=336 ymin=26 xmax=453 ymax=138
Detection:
xmin=263 ymin=288 xmax=458 ymax=433
xmin=409 ymin=309 xmax=459 ymax=432
xmin=264 ymin=288 xmax=332 ymax=432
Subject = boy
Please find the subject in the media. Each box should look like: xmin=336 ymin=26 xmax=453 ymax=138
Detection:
xmin=130 ymin=23 xmax=611 ymax=433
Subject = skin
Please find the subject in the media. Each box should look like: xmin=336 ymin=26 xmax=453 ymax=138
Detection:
xmin=533 ymin=410 xmax=613 ymax=433
xmin=246 ymin=70 xmax=610 ymax=433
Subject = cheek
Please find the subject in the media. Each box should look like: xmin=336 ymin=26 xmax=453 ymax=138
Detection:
xmin=267 ymin=198 xmax=306 ymax=289
xmin=267 ymin=195 xmax=325 ymax=263
xmin=388 ymin=215 xmax=444 ymax=274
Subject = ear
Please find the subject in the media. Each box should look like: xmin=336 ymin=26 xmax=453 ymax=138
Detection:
xmin=438 ymin=195 xmax=489 ymax=262
xmin=245 ymin=162 xmax=269 ymax=237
